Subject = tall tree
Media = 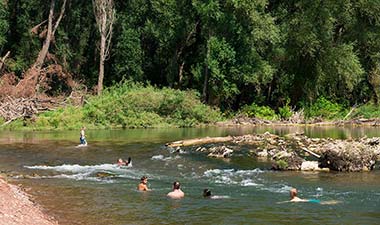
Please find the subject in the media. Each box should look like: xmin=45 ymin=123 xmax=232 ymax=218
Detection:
xmin=93 ymin=0 xmax=115 ymax=95
xmin=33 ymin=0 xmax=67 ymax=69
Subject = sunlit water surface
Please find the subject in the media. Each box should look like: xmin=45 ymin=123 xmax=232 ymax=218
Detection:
xmin=0 ymin=126 xmax=379 ymax=225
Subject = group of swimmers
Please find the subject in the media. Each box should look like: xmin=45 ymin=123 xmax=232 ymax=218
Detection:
xmin=136 ymin=176 xmax=185 ymax=199
xmin=135 ymin=175 xmax=316 ymax=202
xmin=82 ymin=127 xmax=332 ymax=203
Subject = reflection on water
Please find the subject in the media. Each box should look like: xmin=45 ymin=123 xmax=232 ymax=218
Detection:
xmin=0 ymin=126 xmax=379 ymax=225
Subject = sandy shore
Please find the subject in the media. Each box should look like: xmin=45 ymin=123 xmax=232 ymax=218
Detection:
xmin=0 ymin=177 xmax=57 ymax=225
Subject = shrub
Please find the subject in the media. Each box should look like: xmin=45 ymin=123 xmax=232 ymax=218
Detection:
xmin=349 ymin=104 xmax=380 ymax=119
xmin=241 ymin=103 xmax=278 ymax=120
xmin=303 ymin=97 xmax=348 ymax=120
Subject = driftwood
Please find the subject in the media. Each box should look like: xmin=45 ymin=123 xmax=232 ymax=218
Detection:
xmin=166 ymin=136 xmax=233 ymax=147
xmin=0 ymin=96 xmax=62 ymax=125
xmin=300 ymin=147 xmax=321 ymax=158
xmin=0 ymin=51 xmax=10 ymax=72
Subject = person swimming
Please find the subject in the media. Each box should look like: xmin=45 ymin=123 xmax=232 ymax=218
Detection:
xmin=290 ymin=188 xmax=320 ymax=203
xmin=137 ymin=176 xmax=150 ymax=191
xmin=167 ymin=181 xmax=185 ymax=199
xmin=117 ymin=157 xmax=132 ymax=166
xmin=117 ymin=158 xmax=125 ymax=166
xmin=203 ymin=189 xmax=212 ymax=198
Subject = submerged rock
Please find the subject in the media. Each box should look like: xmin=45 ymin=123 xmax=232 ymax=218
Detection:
xmin=207 ymin=146 xmax=234 ymax=158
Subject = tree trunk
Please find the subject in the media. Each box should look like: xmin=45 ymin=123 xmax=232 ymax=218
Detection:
xmin=98 ymin=32 xmax=106 ymax=95
xmin=93 ymin=0 xmax=115 ymax=96
xmin=166 ymin=136 xmax=233 ymax=148
xmin=33 ymin=0 xmax=55 ymax=69
xmin=97 ymin=8 xmax=107 ymax=96
xmin=202 ymin=39 xmax=210 ymax=103
xmin=178 ymin=61 xmax=185 ymax=88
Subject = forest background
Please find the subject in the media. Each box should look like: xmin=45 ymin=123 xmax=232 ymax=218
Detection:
xmin=0 ymin=0 xmax=380 ymax=129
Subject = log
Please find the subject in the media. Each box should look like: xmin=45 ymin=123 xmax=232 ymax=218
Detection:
xmin=300 ymin=147 xmax=321 ymax=158
xmin=166 ymin=136 xmax=233 ymax=147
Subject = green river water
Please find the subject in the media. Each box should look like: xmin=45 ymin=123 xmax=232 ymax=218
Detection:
xmin=0 ymin=126 xmax=379 ymax=225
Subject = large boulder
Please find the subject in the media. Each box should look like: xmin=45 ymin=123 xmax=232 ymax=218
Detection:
xmin=319 ymin=142 xmax=377 ymax=172
xmin=271 ymin=151 xmax=304 ymax=170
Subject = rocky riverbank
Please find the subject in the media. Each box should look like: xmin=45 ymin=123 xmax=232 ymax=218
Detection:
xmin=168 ymin=132 xmax=380 ymax=172
xmin=0 ymin=176 xmax=57 ymax=225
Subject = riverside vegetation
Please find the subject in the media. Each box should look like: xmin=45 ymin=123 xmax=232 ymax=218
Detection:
xmin=0 ymin=0 xmax=380 ymax=129
xmin=2 ymin=82 xmax=380 ymax=130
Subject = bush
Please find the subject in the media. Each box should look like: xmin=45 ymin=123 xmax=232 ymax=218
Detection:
xmin=303 ymin=97 xmax=348 ymax=120
xmin=241 ymin=103 xmax=278 ymax=120
xmin=349 ymin=104 xmax=380 ymax=119
xmin=81 ymin=81 xmax=223 ymax=128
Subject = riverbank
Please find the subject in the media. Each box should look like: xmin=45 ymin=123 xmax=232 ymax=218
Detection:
xmin=0 ymin=176 xmax=57 ymax=225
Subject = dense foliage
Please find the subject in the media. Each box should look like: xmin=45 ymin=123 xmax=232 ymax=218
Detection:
xmin=5 ymin=82 xmax=222 ymax=130
xmin=1 ymin=0 xmax=380 ymax=115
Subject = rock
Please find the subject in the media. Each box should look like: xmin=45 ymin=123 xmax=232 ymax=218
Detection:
xmin=256 ymin=149 xmax=268 ymax=158
xmin=95 ymin=172 xmax=116 ymax=178
xmin=207 ymin=146 xmax=233 ymax=158
xmin=301 ymin=161 xmax=320 ymax=171
xmin=319 ymin=142 xmax=377 ymax=172
xmin=272 ymin=150 xmax=291 ymax=160
xmin=272 ymin=152 xmax=304 ymax=170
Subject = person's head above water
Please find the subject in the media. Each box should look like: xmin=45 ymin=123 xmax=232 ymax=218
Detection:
xmin=290 ymin=188 xmax=298 ymax=199
xmin=141 ymin=176 xmax=148 ymax=183
xmin=173 ymin=181 xmax=180 ymax=190
xmin=203 ymin=189 xmax=212 ymax=197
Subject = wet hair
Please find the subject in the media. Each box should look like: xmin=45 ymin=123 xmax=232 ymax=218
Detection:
xmin=203 ymin=189 xmax=211 ymax=197
xmin=290 ymin=188 xmax=298 ymax=198
xmin=173 ymin=181 xmax=180 ymax=190
xmin=141 ymin=176 xmax=147 ymax=181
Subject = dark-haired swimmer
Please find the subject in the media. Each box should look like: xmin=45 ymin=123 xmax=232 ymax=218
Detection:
xmin=203 ymin=189 xmax=212 ymax=198
xmin=137 ymin=176 xmax=150 ymax=191
xmin=167 ymin=181 xmax=184 ymax=199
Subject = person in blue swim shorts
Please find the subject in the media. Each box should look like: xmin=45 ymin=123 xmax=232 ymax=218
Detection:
xmin=290 ymin=188 xmax=320 ymax=203
xmin=80 ymin=126 xmax=87 ymax=145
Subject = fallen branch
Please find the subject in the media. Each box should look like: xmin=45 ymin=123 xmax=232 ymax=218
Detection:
xmin=166 ymin=136 xmax=233 ymax=147
xmin=0 ymin=51 xmax=10 ymax=71
xmin=300 ymin=147 xmax=321 ymax=158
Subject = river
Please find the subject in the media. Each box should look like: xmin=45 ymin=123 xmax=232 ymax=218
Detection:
xmin=0 ymin=126 xmax=379 ymax=225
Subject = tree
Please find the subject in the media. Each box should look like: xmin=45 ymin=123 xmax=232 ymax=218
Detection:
xmin=93 ymin=0 xmax=115 ymax=95
xmin=0 ymin=0 xmax=9 ymax=72
xmin=33 ymin=0 xmax=67 ymax=69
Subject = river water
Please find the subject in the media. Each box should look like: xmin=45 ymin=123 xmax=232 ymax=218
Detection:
xmin=0 ymin=126 xmax=379 ymax=225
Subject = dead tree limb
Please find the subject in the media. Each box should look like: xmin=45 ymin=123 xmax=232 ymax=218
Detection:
xmin=0 ymin=51 xmax=10 ymax=72
xmin=93 ymin=0 xmax=115 ymax=95
xmin=166 ymin=136 xmax=233 ymax=148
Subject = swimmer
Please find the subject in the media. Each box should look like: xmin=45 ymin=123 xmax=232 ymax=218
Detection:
xmin=125 ymin=157 xmax=132 ymax=166
xmin=167 ymin=181 xmax=184 ymax=199
xmin=290 ymin=188 xmax=309 ymax=202
xmin=203 ymin=189 xmax=212 ymax=198
xmin=286 ymin=188 xmax=339 ymax=204
xmin=117 ymin=158 xmax=126 ymax=166
xmin=137 ymin=176 xmax=150 ymax=191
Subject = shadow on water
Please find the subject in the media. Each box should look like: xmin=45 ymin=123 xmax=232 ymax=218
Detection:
xmin=0 ymin=126 xmax=379 ymax=224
